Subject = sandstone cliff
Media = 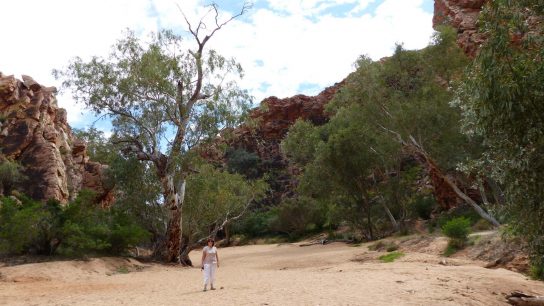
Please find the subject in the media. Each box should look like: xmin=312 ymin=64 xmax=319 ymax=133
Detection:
xmin=0 ymin=73 xmax=113 ymax=206
xmin=433 ymin=0 xmax=488 ymax=56
xmin=202 ymin=83 xmax=343 ymax=205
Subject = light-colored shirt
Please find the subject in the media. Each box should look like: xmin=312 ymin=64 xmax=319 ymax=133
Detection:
xmin=203 ymin=246 xmax=217 ymax=264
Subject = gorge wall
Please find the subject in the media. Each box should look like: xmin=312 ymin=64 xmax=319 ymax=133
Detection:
xmin=209 ymin=0 xmax=491 ymax=207
xmin=433 ymin=0 xmax=488 ymax=56
xmin=0 ymin=73 xmax=113 ymax=206
xmin=0 ymin=0 xmax=488 ymax=208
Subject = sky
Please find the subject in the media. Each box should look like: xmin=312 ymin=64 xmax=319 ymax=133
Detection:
xmin=0 ymin=0 xmax=435 ymax=131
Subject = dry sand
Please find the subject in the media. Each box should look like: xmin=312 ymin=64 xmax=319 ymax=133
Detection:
xmin=1 ymin=239 xmax=543 ymax=306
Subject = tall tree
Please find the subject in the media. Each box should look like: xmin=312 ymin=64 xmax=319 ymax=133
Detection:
xmin=455 ymin=0 xmax=544 ymax=277
xmin=181 ymin=163 xmax=266 ymax=264
xmin=56 ymin=3 xmax=251 ymax=262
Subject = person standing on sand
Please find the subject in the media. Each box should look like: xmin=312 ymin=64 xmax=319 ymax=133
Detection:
xmin=201 ymin=238 xmax=220 ymax=292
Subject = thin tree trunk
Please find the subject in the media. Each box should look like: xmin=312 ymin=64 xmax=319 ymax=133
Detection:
xmin=404 ymin=137 xmax=501 ymax=228
xmin=225 ymin=225 xmax=231 ymax=246
xmin=362 ymin=196 xmax=373 ymax=240
xmin=487 ymin=178 xmax=506 ymax=206
xmin=443 ymin=175 xmax=501 ymax=227
xmin=179 ymin=235 xmax=193 ymax=266
xmin=381 ymin=201 xmax=399 ymax=232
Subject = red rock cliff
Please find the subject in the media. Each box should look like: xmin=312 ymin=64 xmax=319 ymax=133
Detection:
xmin=202 ymin=82 xmax=342 ymax=205
xmin=433 ymin=0 xmax=488 ymax=56
xmin=0 ymin=73 xmax=113 ymax=206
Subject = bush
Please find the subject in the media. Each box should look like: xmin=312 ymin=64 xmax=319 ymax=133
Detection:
xmin=226 ymin=148 xmax=261 ymax=179
xmin=269 ymin=197 xmax=326 ymax=240
xmin=378 ymin=251 xmax=404 ymax=263
xmin=232 ymin=209 xmax=276 ymax=238
xmin=59 ymin=190 xmax=150 ymax=256
xmin=442 ymin=217 xmax=471 ymax=254
xmin=0 ymin=196 xmax=62 ymax=255
xmin=0 ymin=160 xmax=26 ymax=195
xmin=412 ymin=195 xmax=435 ymax=220
xmin=442 ymin=217 xmax=471 ymax=240
xmin=431 ymin=205 xmax=482 ymax=231
xmin=368 ymin=240 xmax=398 ymax=252
xmin=0 ymin=191 xmax=150 ymax=257
xmin=531 ymin=260 xmax=544 ymax=280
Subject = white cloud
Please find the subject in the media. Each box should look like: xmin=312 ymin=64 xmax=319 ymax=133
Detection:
xmin=0 ymin=0 xmax=434 ymax=127
xmin=265 ymin=0 xmax=374 ymax=17
xmin=0 ymin=0 xmax=158 ymax=124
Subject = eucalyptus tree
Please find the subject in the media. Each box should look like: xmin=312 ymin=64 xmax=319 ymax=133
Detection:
xmin=56 ymin=3 xmax=252 ymax=262
xmin=455 ymin=0 xmax=544 ymax=277
xmin=181 ymin=163 xmax=267 ymax=265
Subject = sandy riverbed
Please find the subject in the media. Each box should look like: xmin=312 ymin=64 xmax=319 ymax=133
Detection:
xmin=1 ymin=240 xmax=543 ymax=305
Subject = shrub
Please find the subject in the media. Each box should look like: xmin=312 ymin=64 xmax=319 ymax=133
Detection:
xmin=378 ymin=251 xmax=404 ymax=263
xmin=59 ymin=190 xmax=150 ymax=256
xmin=412 ymin=195 xmax=435 ymax=220
xmin=442 ymin=217 xmax=471 ymax=255
xmin=269 ymin=197 xmax=326 ymax=240
xmin=0 ymin=196 xmax=62 ymax=255
xmin=0 ymin=191 xmax=150 ymax=257
xmin=530 ymin=260 xmax=544 ymax=280
xmin=226 ymin=148 xmax=261 ymax=179
xmin=369 ymin=240 xmax=398 ymax=252
xmin=232 ymin=209 xmax=276 ymax=238
xmin=0 ymin=160 xmax=26 ymax=195
xmin=442 ymin=217 xmax=471 ymax=241
xmin=432 ymin=206 xmax=481 ymax=232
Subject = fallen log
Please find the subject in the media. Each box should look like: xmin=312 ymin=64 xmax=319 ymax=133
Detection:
xmin=507 ymin=291 xmax=544 ymax=306
xmin=299 ymin=239 xmax=353 ymax=247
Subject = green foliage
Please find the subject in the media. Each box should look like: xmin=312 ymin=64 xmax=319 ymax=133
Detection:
xmin=0 ymin=191 xmax=150 ymax=256
xmin=281 ymin=120 xmax=323 ymax=166
xmin=442 ymin=217 xmax=471 ymax=254
xmin=369 ymin=240 xmax=398 ymax=252
xmin=430 ymin=205 xmax=482 ymax=232
xmin=183 ymin=164 xmax=267 ymax=247
xmin=225 ymin=148 xmax=261 ymax=179
xmin=0 ymin=159 xmax=26 ymax=195
xmin=233 ymin=209 xmax=276 ymax=238
xmin=442 ymin=217 xmax=471 ymax=240
xmin=443 ymin=244 xmax=458 ymax=257
xmin=107 ymin=155 xmax=166 ymax=239
xmin=412 ymin=195 xmax=436 ymax=220
xmin=268 ymin=197 xmax=327 ymax=240
xmin=55 ymin=29 xmax=251 ymax=159
xmin=60 ymin=190 xmax=150 ymax=255
xmin=0 ymin=196 xmax=60 ymax=255
xmin=378 ymin=251 xmax=404 ymax=263
xmin=454 ymin=0 xmax=544 ymax=269
xmin=531 ymin=260 xmax=544 ymax=280
xmin=73 ymin=128 xmax=115 ymax=164
xmin=281 ymin=27 xmax=471 ymax=240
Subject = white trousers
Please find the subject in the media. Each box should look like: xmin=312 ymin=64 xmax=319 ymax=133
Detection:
xmin=203 ymin=263 xmax=217 ymax=286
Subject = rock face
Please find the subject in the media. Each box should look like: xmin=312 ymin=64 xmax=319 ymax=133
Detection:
xmin=433 ymin=0 xmax=488 ymax=56
xmin=0 ymin=73 xmax=113 ymax=206
xmin=232 ymin=83 xmax=341 ymax=163
xmin=204 ymin=82 xmax=343 ymax=205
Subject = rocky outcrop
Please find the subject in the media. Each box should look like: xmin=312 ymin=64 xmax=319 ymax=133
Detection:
xmin=0 ymin=73 xmax=113 ymax=206
xmin=203 ymin=82 xmax=343 ymax=206
xmin=231 ymin=82 xmax=341 ymax=162
xmin=433 ymin=0 xmax=488 ymax=56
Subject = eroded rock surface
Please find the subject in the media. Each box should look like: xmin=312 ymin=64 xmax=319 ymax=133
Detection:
xmin=0 ymin=73 xmax=113 ymax=205
xmin=202 ymin=82 xmax=343 ymax=205
xmin=433 ymin=0 xmax=488 ymax=56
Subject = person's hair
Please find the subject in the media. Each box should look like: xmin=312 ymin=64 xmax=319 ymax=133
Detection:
xmin=207 ymin=238 xmax=215 ymax=246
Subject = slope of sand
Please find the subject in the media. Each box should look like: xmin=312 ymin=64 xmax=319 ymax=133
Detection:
xmin=1 ymin=240 xmax=543 ymax=306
